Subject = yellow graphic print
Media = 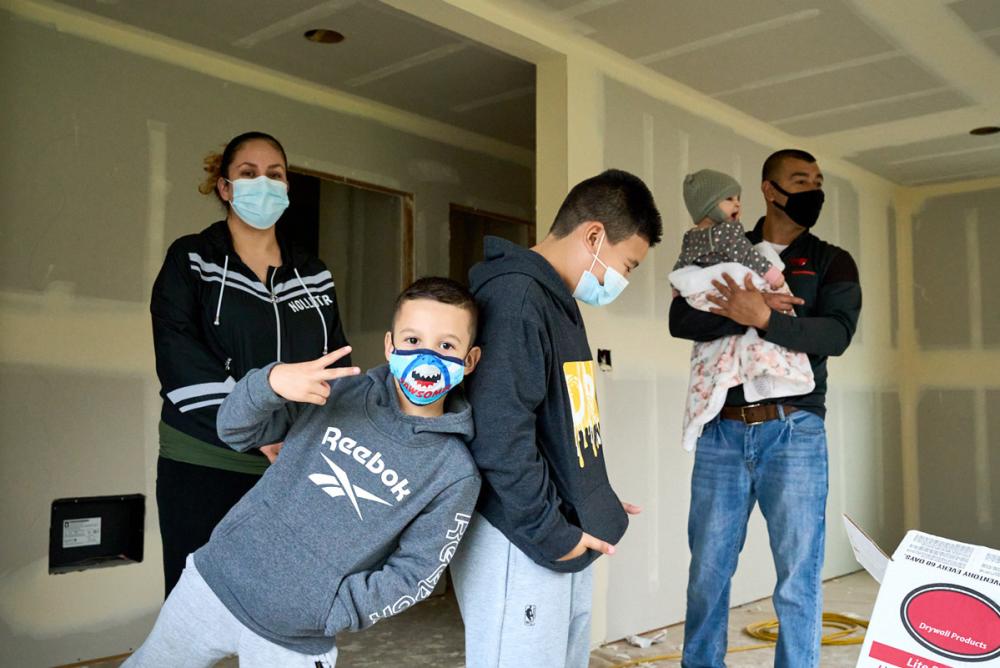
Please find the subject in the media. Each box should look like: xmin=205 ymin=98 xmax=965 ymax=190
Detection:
xmin=563 ymin=361 xmax=603 ymax=468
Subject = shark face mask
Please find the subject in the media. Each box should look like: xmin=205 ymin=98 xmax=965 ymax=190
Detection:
xmin=389 ymin=347 xmax=466 ymax=406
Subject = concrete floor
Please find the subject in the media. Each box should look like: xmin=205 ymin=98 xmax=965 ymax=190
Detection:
xmin=590 ymin=571 xmax=878 ymax=667
xmin=95 ymin=571 xmax=878 ymax=668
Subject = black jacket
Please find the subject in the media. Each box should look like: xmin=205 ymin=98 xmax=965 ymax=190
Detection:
xmin=669 ymin=217 xmax=861 ymax=417
xmin=465 ymin=237 xmax=628 ymax=573
xmin=151 ymin=221 xmax=350 ymax=449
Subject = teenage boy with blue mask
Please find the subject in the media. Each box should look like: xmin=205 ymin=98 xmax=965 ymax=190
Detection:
xmin=450 ymin=169 xmax=662 ymax=668
xmin=125 ymin=277 xmax=482 ymax=668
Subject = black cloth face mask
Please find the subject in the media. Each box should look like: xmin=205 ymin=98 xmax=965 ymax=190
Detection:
xmin=769 ymin=180 xmax=824 ymax=229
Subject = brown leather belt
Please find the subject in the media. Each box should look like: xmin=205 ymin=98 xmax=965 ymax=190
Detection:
xmin=719 ymin=403 xmax=799 ymax=426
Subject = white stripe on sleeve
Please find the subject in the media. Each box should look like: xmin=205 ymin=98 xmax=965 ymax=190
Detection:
xmin=166 ymin=377 xmax=236 ymax=404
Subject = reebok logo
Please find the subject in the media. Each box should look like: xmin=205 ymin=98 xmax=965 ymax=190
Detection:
xmin=321 ymin=427 xmax=411 ymax=502
xmin=308 ymin=454 xmax=391 ymax=520
xmin=369 ymin=513 xmax=471 ymax=624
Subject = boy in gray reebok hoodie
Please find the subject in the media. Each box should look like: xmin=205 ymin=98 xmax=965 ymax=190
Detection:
xmin=125 ymin=278 xmax=482 ymax=667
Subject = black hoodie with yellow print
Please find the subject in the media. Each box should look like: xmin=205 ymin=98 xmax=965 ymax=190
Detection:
xmin=465 ymin=236 xmax=629 ymax=574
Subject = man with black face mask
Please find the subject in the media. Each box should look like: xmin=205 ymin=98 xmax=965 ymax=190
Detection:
xmin=669 ymin=149 xmax=862 ymax=668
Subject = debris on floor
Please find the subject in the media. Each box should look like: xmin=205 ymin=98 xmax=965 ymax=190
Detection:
xmin=626 ymin=630 xmax=667 ymax=649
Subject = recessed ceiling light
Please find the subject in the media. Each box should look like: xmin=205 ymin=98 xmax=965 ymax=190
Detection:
xmin=304 ymin=29 xmax=344 ymax=44
xmin=969 ymin=126 xmax=1000 ymax=136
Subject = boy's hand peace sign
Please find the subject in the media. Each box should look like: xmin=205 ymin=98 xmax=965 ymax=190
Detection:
xmin=267 ymin=346 xmax=361 ymax=405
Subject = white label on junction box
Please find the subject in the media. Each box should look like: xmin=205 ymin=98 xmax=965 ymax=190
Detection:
xmin=62 ymin=517 xmax=101 ymax=548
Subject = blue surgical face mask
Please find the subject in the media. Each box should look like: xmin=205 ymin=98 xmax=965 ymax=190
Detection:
xmin=572 ymin=233 xmax=629 ymax=306
xmin=227 ymin=176 xmax=289 ymax=230
xmin=389 ymin=346 xmax=467 ymax=406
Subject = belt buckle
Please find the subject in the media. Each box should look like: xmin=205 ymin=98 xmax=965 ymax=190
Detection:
xmin=741 ymin=403 xmax=765 ymax=426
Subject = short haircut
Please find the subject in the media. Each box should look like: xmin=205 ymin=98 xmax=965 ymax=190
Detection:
xmin=549 ymin=169 xmax=662 ymax=246
xmin=762 ymin=149 xmax=818 ymax=182
xmin=391 ymin=277 xmax=478 ymax=341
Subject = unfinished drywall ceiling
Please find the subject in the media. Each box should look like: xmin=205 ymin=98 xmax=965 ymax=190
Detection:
xmin=560 ymin=0 xmax=921 ymax=131
xmin=852 ymin=132 xmax=1000 ymax=186
xmin=951 ymin=0 xmax=1000 ymax=55
xmin=51 ymin=0 xmax=536 ymax=148
xmin=45 ymin=0 xmax=1000 ymax=183
xmin=518 ymin=0 xmax=1000 ymax=184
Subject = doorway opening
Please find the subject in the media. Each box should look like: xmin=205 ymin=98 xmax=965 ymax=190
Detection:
xmin=449 ymin=204 xmax=536 ymax=285
xmin=281 ymin=169 xmax=414 ymax=371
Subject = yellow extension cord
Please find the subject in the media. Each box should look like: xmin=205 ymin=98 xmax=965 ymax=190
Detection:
xmin=608 ymin=612 xmax=869 ymax=667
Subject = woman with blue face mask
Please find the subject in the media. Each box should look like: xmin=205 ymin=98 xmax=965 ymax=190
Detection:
xmin=150 ymin=132 xmax=352 ymax=597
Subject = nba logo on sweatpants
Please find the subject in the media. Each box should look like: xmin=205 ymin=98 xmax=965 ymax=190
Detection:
xmin=524 ymin=604 xmax=536 ymax=626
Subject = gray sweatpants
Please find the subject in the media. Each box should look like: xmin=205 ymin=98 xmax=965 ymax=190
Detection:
xmin=123 ymin=555 xmax=338 ymax=668
xmin=450 ymin=513 xmax=594 ymax=668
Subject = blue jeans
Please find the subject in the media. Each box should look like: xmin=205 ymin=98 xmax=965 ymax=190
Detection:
xmin=682 ymin=409 xmax=828 ymax=668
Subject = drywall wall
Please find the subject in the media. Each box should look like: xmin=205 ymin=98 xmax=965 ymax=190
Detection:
xmin=904 ymin=183 xmax=1000 ymax=550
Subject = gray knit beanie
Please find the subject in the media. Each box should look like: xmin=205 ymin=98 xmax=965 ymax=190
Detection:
xmin=683 ymin=169 xmax=741 ymax=224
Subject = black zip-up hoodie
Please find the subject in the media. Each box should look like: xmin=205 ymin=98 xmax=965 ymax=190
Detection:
xmin=669 ymin=217 xmax=861 ymax=417
xmin=465 ymin=237 xmax=629 ymax=573
xmin=151 ymin=221 xmax=350 ymax=450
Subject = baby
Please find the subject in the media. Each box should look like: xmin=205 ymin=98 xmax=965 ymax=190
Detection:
xmin=668 ymin=169 xmax=813 ymax=451
xmin=674 ymin=169 xmax=784 ymax=289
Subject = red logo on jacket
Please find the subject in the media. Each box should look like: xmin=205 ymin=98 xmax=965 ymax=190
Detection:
xmin=788 ymin=257 xmax=815 ymax=276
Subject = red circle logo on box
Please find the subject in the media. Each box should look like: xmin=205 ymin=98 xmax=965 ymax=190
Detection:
xmin=900 ymin=583 xmax=1000 ymax=661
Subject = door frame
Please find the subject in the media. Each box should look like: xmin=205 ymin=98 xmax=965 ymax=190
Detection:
xmin=448 ymin=204 xmax=535 ymax=283
xmin=449 ymin=203 xmax=536 ymax=241
xmin=291 ymin=165 xmax=415 ymax=289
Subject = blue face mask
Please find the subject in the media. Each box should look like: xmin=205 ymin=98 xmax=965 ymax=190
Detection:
xmin=389 ymin=347 xmax=466 ymax=406
xmin=572 ymin=233 xmax=629 ymax=306
xmin=227 ymin=176 xmax=289 ymax=230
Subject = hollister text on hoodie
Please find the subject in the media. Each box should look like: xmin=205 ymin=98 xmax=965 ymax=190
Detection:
xmin=152 ymin=221 xmax=351 ymax=450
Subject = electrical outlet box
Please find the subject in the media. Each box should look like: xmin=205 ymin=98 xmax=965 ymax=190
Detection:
xmin=49 ymin=494 xmax=145 ymax=574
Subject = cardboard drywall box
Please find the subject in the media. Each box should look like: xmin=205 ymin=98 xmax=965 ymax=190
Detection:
xmin=843 ymin=516 xmax=1000 ymax=667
